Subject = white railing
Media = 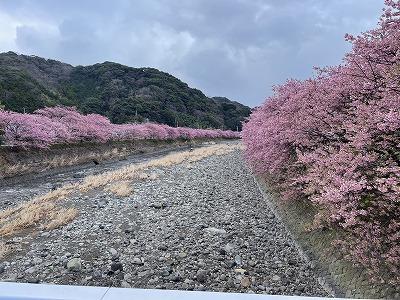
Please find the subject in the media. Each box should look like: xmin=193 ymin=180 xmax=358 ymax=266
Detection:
xmin=0 ymin=282 xmax=345 ymax=300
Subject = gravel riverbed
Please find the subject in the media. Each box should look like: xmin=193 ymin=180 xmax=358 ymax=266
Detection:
xmin=0 ymin=142 xmax=329 ymax=296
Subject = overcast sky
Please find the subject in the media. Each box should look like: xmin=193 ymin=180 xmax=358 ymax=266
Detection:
xmin=0 ymin=1 xmax=384 ymax=107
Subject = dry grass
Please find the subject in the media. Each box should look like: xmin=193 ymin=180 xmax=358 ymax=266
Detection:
xmin=105 ymin=181 xmax=134 ymax=197
xmin=0 ymin=143 xmax=242 ymax=238
xmin=1 ymin=162 xmax=31 ymax=178
xmin=0 ymin=183 xmax=77 ymax=236
xmin=45 ymin=207 xmax=78 ymax=230
xmin=147 ymin=173 xmax=158 ymax=180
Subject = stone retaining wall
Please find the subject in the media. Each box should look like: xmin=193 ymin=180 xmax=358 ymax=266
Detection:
xmin=255 ymin=177 xmax=398 ymax=299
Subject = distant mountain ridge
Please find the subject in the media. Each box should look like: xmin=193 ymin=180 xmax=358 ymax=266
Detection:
xmin=0 ymin=52 xmax=250 ymax=130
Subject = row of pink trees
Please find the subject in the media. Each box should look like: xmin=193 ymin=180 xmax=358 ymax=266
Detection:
xmin=243 ymin=0 xmax=400 ymax=283
xmin=0 ymin=106 xmax=239 ymax=148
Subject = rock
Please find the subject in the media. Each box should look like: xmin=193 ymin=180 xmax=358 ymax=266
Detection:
xmin=124 ymin=228 xmax=134 ymax=234
xmin=272 ymin=275 xmax=281 ymax=281
xmin=234 ymin=255 xmax=242 ymax=266
xmin=171 ymin=273 xmax=182 ymax=282
xmin=226 ymin=279 xmax=235 ymax=288
xmin=241 ymin=276 xmax=251 ymax=288
xmin=27 ymin=277 xmax=40 ymax=284
xmin=41 ymin=232 xmax=50 ymax=238
xmin=184 ymin=278 xmax=194 ymax=285
xmin=121 ymin=281 xmax=131 ymax=288
xmin=67 ymin=258 xmax=82 ymax=272
xmin=0 ymin=141 xmax=329 ymax=297
xmin=177 ymin=252 xmax=187 ymax=259
xmin=98 ymin=201 xmax=107 ymax=208
xmin=132 ymin=257 xmax=144 ymax=265
xmin=73 ymin=173 xmax=85 ymax=179
xmin=111 ymin=262 xmax=123 ymax=272
xmin=219 ymin=248 xmax=227 ymax=255
xmin=32 ymin=257 xmax=43 ymax=265
xmin=223 ymin=243 xmax=234 ymax=253
xmin=149 ymin=203 xmax=167 ymax=209
xmin=158 ymin=244 xmax=168 ymax=251
xmin=25 ymin=266 xmax=36 ymax=274
xmin=248 ymin=260 xmax=256 ymax=267
xmin=123 ymin=273 xmax=132 ymax=282
xmin=23 ymin=261 xmax=31 ymax=267
xmin=226 ymin=260 xmax=236 ymax=268
xmin=93 ymin=269 xmax=102 ymax=278
xmin=203 ymin=227 xmax=227 ymax=235
xmin=3 ymin=274 xmax=18 ymax=282
xmin=109 ymin=248 xmax=119 ymax=260
xmin=138 ymin=270 xmax=149 ymax=277
xmin=148 ymin=277 xmax=159 ymax=284
xmin=0 ymin=263 xmax=5 ymax=274
xmin=159 ymin=266 xmax=172 ymax=277
xmin=196 ymin=270 xmax=207 ymax=283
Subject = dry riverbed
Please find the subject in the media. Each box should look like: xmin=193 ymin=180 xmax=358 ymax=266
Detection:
xmin=0 ymin=141 xmax=329 ymax=296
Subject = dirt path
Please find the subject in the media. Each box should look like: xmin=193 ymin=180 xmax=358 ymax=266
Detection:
xmin=0 ymin=142 xmax=329 ymax=296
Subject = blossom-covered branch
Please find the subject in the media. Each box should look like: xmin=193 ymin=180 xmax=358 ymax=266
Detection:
xmin=0 ymin=106 xmax=239 ymax=148
xmin=242 ymin=0 xmax=400 ymax=283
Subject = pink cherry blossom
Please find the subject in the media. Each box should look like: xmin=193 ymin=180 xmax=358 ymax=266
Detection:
xmin=0 ymin=106 xmax=239 ymax=149
xmin=242 ymin=0 xmax=400 ymax=284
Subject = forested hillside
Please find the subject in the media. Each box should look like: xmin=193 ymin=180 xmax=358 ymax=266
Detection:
xmin=0 ymin=52 xmax=250 ymax=130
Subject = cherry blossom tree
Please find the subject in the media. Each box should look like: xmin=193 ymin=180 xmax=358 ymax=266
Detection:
xmin=243 ymin=0 xmax=400 ymax=283
xmin=0 ymin=106 xmax=239 ymax=148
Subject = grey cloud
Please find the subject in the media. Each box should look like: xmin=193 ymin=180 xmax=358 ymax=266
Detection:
xmin=0 ymin=0 xmax=384 ymax=106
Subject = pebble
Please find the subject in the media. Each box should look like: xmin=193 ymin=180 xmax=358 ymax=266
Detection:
xmin=158 ymin=244 xmax=168 ymax=251
xmin=196 ymin=270 xmax=207 ymax=283
xmin=111 ymin=262 xmax=123 ymax=272
xmin=123 ymin=273 xmax=132 ymax=282
xmin=132 ymin=258 xmax=143 ymax=265
xmin=0 ymin=264 xmax=5 ymax=274
xmin=121 ymin=281 xmax=131 ymax=288
xmin=223 ymin=243 xmax=234 ymax=254
xmin=272 ymin=275 xmax=281 ymax=281
xmin=32 ymin=258 xmax=43 ymax=265
xmin=234 ymin=255 xmax=242 ymax=266
xmin=241 ymin=276 xmax=251 ymax=288
xmin=109 ymin=248 xmax=119 ymax=260
xmin=203 ymin=227 xmax=227 ymax=235
xmin=25 ymin=267 xmax=36 ymax=274
xmin=67 ymin=258 xmax=82 ymax=272
xmin=0 ymin=143 xmax=328 ymax=297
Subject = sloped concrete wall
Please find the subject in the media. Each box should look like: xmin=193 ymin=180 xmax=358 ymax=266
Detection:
xmin=0 ymin=139 xmax=214 ymax=179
